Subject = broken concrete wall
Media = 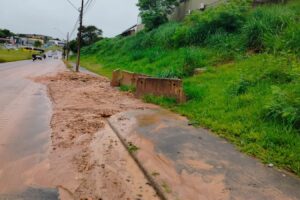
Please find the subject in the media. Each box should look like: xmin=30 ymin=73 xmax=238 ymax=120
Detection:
xmin=111 ymin=70 xmax=186 ymax=103
xmin=111 ymin=69 xmax=149 ymax=87
xmin=136 ymin=77 xmax=186 ymax=103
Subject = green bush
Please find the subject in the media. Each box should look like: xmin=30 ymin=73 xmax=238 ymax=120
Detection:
xmin=156 ymin=68 xmax=182 ymax=78
xmin=204 ymin=32 xmax=246 ymax=54
xmin=183 ymin=80 xmax=206 ymax=101
xmin=261 ymin=69 xmax=293 ymax=84
xmin=283 ymin=24 xmax=300 ymax=54
xmin=243 ymin=5 xmax=296 ymax=51
xmin=227 ymin=77 xmax=254 ymax=96
xmin=152 ymin=22 xmax=180 ymax=48
xmin=263 ymin=86 xmax=300 ymax=129
xmin=176 ymin=1 xmax=246 ymax=46
xmin=182 ymin=48 xmax=208 ymax=76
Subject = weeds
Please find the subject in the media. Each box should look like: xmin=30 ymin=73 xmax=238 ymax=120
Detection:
xmin=119 ymin=85 xmax=136 ymax=92
xmin=127 ymin=142 xmax=140 ymax=153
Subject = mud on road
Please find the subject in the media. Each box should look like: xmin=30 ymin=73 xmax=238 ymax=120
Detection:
xmin=35 ymin=71 xmax=159 ymax=200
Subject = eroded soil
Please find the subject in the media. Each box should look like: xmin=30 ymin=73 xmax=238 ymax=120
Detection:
xmin=35 ymin=71 xmax=159 ymax=200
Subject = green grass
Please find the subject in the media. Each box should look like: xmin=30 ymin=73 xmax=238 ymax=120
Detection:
xmin=0 ymin=49 xmax=34 ymax=63
xmin=177 ymin=54 xmax=300 ymax=173
xmin=119 ymin=85 xmax=136 ymax=92
xmin=71 ymin=0 xmax=300 ymax=176
xmin=127 ymin=142 xmax=140 ymax=153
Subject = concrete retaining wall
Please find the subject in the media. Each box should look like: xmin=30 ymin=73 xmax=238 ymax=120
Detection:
xmin=136 ymin=77 xmax=186 ymax=103
xmin=111 ymin=70 xmax=186 ymax=103
xmin=111 ymin=69 xmax=149 ymax=87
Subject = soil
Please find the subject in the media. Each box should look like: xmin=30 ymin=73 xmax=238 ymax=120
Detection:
xmin=35 ymin=71 xmax=159 ymax=200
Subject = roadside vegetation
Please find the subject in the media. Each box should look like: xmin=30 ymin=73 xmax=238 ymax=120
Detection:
xmin=74 ymin=0 xmax=300 ymax=176
xmin=0 ymin=49 xmax=34 ymax=63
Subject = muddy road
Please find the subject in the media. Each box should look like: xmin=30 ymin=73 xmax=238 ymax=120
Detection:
xmin=0 ymin=60 xmax=159 ymax=199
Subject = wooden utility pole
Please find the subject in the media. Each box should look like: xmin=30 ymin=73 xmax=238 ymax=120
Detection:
xmin=66 ymin=32 xmax=69 ymax=61
xmin=76 ymin=0 xmax=84 ymax=72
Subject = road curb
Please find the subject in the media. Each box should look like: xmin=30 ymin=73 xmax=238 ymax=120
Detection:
xmin=106 ymin=119 xmax=168 ymax=200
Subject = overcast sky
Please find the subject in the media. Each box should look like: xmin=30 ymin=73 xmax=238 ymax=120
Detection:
xmin=0 ymin=0 xmax=139 ymax=39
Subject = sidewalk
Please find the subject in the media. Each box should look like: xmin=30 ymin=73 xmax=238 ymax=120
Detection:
xmin=109 ymin=108 xmax=300 ymax=200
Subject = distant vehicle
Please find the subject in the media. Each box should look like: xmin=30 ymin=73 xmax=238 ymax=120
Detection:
xmin=32 ymin=54 xmax=43 ymax=61
xmin=4 ymin=44 xmax=17 ymax=50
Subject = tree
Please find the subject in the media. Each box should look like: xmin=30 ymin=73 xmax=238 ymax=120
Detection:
xmin=0 ymin=29 xmax=13 ymax=38
xmin=34 ymin=40 xmax=42 ymax=47
xmin=69 ymin=39 xmax=78 ymax=53
xmin=137 ymin=0 xmax=179 ymax=30
xmin=82 ymin=25 xmax=103 ymax=46
xmin=69 ymin=25 xmax=103 ymax=52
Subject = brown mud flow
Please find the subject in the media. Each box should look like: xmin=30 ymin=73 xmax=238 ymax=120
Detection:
xmin=35 ymin=71 xmax=160 ymax=199
xmin=109 ymin=109 xmax=300 ymax=200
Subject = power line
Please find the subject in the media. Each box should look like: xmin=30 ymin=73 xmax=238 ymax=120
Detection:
xmin=83 ymin=0 xmax=92 ymax=14
xmin=65 ymin=0 xmax=79 ymax=11
xmin=69 ymin=0 xmax=92 ymax=39
xmin=70 ymin=17 xmax=80 ymax=38
xmin=70 ymin=0 xmax=95 ymax=38
xmin=84 ymin=0 xmax=95 ymax=15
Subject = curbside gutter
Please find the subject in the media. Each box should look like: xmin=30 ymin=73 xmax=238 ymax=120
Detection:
xmin=106 ymin=119 xmax=168 ymax=200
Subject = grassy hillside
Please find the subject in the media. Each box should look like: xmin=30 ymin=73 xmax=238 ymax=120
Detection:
xmin=77 ymin=0 xmax=300 ymax=175
xmin=0 ymin=49 xmax=33 ymax=63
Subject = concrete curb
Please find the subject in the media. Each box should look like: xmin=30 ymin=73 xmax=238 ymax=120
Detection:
xmin=106 ymin=119 xmax=168 ymax=200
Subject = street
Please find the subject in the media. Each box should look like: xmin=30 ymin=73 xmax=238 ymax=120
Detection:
xmin=0 ymin=59 xmax=160 ymax=200
xmin=0 ymin=60 xmax=63 ymax=199
xmin=1 ymin=0 xmax=300 ymax=199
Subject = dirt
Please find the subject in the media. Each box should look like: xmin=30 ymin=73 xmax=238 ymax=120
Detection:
xmin=35 ymin=71 xmax=159 ymax=200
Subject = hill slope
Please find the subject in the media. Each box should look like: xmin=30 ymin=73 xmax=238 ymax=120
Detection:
xmin=76 ymin=0 xmax=300 ymax=175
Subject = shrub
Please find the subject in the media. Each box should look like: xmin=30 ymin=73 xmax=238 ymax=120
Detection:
xmin=156 ymin=68 xmax=182 ymax=78
xmin=183 ymin=80 xmax=206 ymax=100
xmin=129 ymin=50 xmax=145 ymax=61
xmin=283 ymin=24 xmax=300 ymax=54
xmin=204 ymin=32 xmax=246 ymax=53
xmin=243 ymin=5 xmax=296 ymax=51
xmin=152 ymin=22 xmax=180 ymax=48
xmin=179 ymin=1 xmax=247 ymax=46
xmin=261 ymin=68 xmax=293 ymax=84
xmin=144 ymin=47 xmax=166 ymax=63
xmin=263 ymin=86 xmax=300 ymax=129
xmin=182 ymin=48 xmax=207 ymax=77
xmin=227 ymin=77 xmax=254 ymax=96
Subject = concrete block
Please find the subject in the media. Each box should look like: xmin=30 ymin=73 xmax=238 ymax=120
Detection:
xmin=136 ymin=77 xmax=186 ymax=103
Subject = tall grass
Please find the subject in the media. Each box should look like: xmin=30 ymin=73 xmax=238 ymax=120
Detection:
xmin=77 ymin=0 xmax=300 ymax=176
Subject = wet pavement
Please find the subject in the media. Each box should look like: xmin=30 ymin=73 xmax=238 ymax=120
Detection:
xmin=0 ymin=60 xmax=62 ymax=199
xmin=109 ymin=109 xmax=300 ymax=200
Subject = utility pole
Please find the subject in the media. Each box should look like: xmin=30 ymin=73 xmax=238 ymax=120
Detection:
xmin=76 ymin=0 xmax=84 ymax=72
xmin=66 ymin=32 xmax=69 ymax=61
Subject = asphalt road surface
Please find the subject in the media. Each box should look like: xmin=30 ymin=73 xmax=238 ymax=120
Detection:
xmin=0 ymin=60 xmax=62 ymax=199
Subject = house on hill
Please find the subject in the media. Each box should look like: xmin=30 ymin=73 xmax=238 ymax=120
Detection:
xmin=170 ymin=0 xmax=226 ymax=21
xmin=120 ymin=0 xmax=224 ymax=37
